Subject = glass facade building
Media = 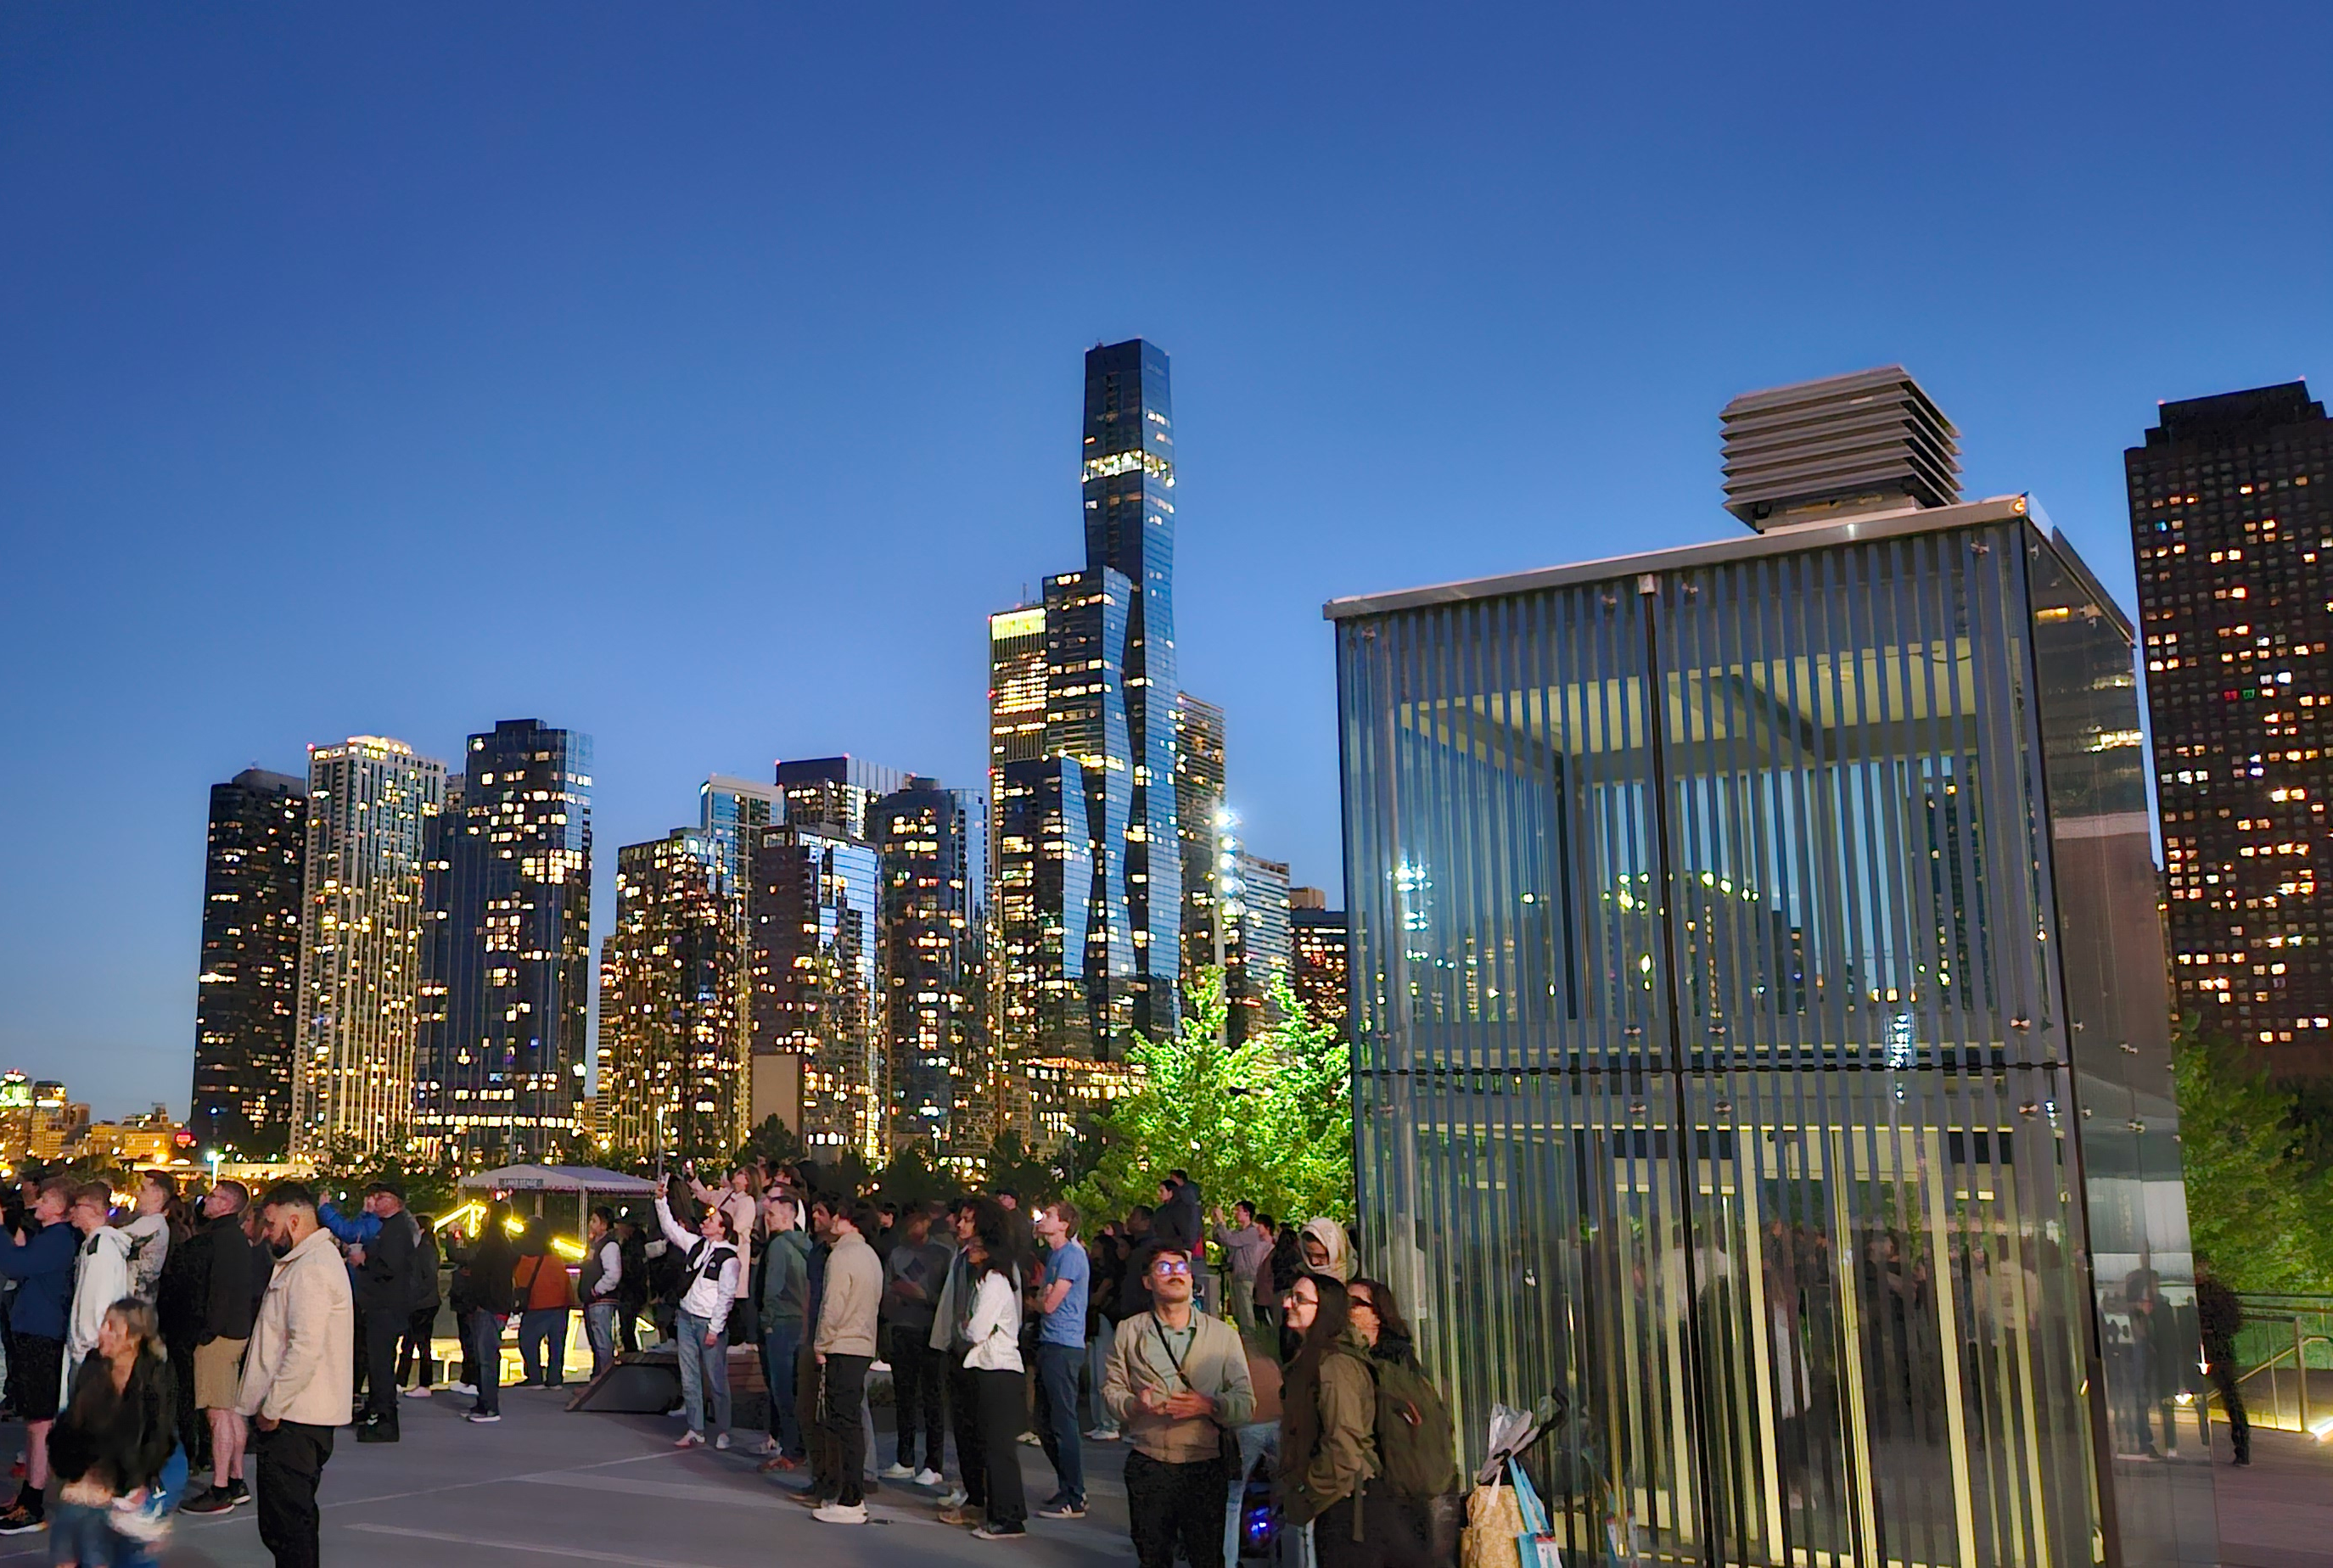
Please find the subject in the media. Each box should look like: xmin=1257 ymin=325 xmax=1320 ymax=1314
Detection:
xmin=749 ymin=821 xmax=883 ymax=1159
xmin=596 ymin=828 xmax=747 ymax=1162
xmin=1224 ymin=848 xmax=1291 ymax=1044
xmin=290 ymin=736 xmax=446 ymax=1161
xmin=1176 ymin=692 xmax=1229 ymax=996
xmin=1288 ymin=888 xmax=1352 ymax=1043
xmin=191 ymin=767 xmax=308 ymax=1158
xmin=1329 ymin=496 xmax=2214 ymax=1568
xmin=416 ymin=720 xmax=593 ymax=1161
xmin=869 ymin=776 xmax=989 ymax=1156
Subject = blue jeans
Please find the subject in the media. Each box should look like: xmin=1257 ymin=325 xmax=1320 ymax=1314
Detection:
xmin=468 ymin=1312 xmax=508 ymax=1414
xmin=1086 ymin=1331 xmax=1119 ymax=1433
xmin=49 ymin=1500 xmax=125 ymax=1567
xmin=519 ymin=1308 xmax=570 ymax=1386
xmin=1225 ymin=1420 xmax=1278 ymax=1565
xmin=1035 ymin=1340 xmax=1085 ymax=1505
xmin=584 ymin=1301 xmax=620 ymax=1377
xmin=675 ymin=1309 xmax=729 ymax=1436
xmin=760 ymin=1321 xmax=803 ymax=1456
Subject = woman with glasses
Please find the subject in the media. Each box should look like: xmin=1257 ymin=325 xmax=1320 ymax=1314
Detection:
xmin=1280 ymin=1274 xmax=1429 ymax=1568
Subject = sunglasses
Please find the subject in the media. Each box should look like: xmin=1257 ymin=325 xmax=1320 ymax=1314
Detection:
xmin=1152 ymin=1259 xmax=1193 ymax=1277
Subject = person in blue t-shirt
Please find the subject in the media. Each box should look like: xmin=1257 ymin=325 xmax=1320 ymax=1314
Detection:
xmin=1031 ymin=1202 xmax=1091 ymax=1518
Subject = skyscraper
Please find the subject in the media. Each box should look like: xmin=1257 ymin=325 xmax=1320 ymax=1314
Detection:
xmin=2128 ymin=382 xmax=2333 ymax=1076
xmin=191 ymin=767 xmax=308 ymax=1157
xmin=869 ymin=776 xmax=988 ymax=1155
xmin=701 ymin=775 xmax=782 ymax=892
xmin=596 ymin=828 xmax=747 ymax=1162
xmin=1287 ymin=888 xmax=1350 ymax=1040
xmin=984 ymin=340 xmax=1186 ymax=1147
xmin=1223 ymin=848 xmax=1290 ymax=1043
xmin=289 ymin=736 xmax=446 ymax=1161
xmin=415 ymin=720 xmax=593 ymax=1162
xmin=749 ymin=820 xmax=883 ymax=1159
xmin=1173 ymin=692 xmax=1226 ymax=997
xmin=1080 ymin=340 xmax=1184 ymax=1045
xmin=776 ymin=756 xmax=906 ymax=841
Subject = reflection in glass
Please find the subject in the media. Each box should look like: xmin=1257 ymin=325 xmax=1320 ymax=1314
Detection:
xmin=1333 ymin=501 xmax=2216 ymax=1566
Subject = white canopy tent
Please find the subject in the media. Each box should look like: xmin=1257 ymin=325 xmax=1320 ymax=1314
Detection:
xmin=458 ymin=1164 xmax=661 ymax=1239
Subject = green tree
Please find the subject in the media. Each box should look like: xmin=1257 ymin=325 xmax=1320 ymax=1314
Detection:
xmin=2173 ymin=1013 xmax=2333 ymax=1293
xmin=735 ymin=1115 xmax=806 ymax=1171
xmin=878 ymin=1144 xmax=950 ymax=1209
xmin=1068 ymin=968 xmax=1352 ymax=1227
xmin=984 ymin=1129 xmax=1056 ymax=1204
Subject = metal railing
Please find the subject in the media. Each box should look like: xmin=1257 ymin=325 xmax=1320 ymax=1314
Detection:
xmin=2223 ymin=1295 xmax=2333 ymax=1435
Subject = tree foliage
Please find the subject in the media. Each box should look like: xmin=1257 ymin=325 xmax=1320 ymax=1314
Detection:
xmin=2173 ymin=1013 xmax=2333 ymax=1293
xmin=1068 ymin=968 xmax=1352 ymax=1227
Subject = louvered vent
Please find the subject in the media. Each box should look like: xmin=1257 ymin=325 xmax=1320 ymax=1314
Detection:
xmin=1722 ymin=367 xmax=1960 ymax=531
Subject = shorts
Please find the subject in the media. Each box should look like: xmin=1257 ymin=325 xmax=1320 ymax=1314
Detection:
xmin=193 ymin=1336 xmax=248 ymax=1409
xmin=6 ymin=1334 xmax=62 ymax=1421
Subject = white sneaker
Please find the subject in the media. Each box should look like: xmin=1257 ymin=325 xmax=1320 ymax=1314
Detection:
xmin=913 ymin=1468 xmax=944 ymax=1488
xmin=940 ymin=1486 xmax=968 ymax=1509
xmin=675 ymin=1431 xmax=705 ymax=1448
xmin=1016 ymin=1431 xmax=1041 ymax=1447
xmin=1085 ymin=1426 xmax=1120 ymax=1442
xmin=714 ymin=1433 xmax=732 ymax=1451
xmin=878 ymin=1462 xmax=916 ymax=1480
xmin=812 ymin=1502 xmax=869 ymax=1526
xmin=401 ymin=1385 xmax=434 ymax=1399
xmin=447 ymin=1382 xmax=477 ymax=1397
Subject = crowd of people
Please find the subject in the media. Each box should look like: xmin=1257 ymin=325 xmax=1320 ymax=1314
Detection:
xmin=0 ymin=1157 xmax=1456 ymax=1568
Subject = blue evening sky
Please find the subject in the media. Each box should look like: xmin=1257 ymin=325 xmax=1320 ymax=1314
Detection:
xmin=3 ymin=4 xmax=2327 ymax=1116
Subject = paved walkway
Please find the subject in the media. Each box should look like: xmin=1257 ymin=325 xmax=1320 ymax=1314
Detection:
xmin=0 ymin=1386 xmax=2314 ymax=1566
xmin=42 ymin=1385 xmax=1136 ymax=1568
xmin=2212 ymin=1423 xmax=2333 ymax=1568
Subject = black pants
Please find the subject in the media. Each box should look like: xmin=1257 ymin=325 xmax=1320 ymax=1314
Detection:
xmin=820 ymin=1353 xmax=872 ymax=1506
xmin=2209 ymin=1356 xmax=2252 ymax=1461
xmin=362 ymin=1311 xmax=402 ymax=1429
xmin=1124 ymin=1449 xmax=1228 ymax=1568
xmin=618 ymin=1297 xmax=643 ymax=1353
xmin=973 ymin=1366 xmax=1028 ymax=1530
xmin=889 ymin=1326 xmax=944 ymax=1472
xmin=947 ymin=1358 xmax=987 ymax=1509
xmin=1315 ymin=1481 xmax=1433 ymax=1568
xmin=451 ymin=1308 xmax=481 ymax=1388
xmin=255 ymin=1420 xmax=334 ymax=1568
xmin=165 ymin=1335 xmax=206 ymax=1469
xmin=395 ymin=1305 xmax=437 ymax=1386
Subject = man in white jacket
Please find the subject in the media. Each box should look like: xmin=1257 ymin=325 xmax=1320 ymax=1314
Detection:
xmin=238 ymin=1183 xmax=355 ymax=1568
xmin=62 ymin=1184 xmax=132 ymax=1382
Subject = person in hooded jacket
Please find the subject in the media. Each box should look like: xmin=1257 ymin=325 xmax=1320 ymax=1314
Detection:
xmin=64 ymin=1187 xmax=135 ymax=1403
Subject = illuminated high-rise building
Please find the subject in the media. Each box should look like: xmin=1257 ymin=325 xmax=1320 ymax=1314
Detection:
xmin=869 ymin=776 xmax=988 ymax=1155
xmin=415 ymin=720 xmax=593 ymax=1162
xmin=701 ymin=775 xmax=781 ymax=892
xmin=2129 ymin=382 xmax=2333 ymax=1076
xmin=749 ymin=820 xmax=883 ymax=1158
xmin=1287 ymin=888 xmax=1350 ymax=1039
xmin=596 ymin=828 xmax=747 ymax=1162
xmin=1174 ymin=693 xmax=1226 ymax=997
xmin=191 ymin=767 xmax=308 ymax=1157
xmin=776 ymin=756 xmax=906 ymax=841
xmin=984 ymin=340 xmax=1187 ymax=1146
xmin=1222 ymin=848 xmax=1290 ymax=1043
xmin=289 ymin=736 xmax=446 ymax=1161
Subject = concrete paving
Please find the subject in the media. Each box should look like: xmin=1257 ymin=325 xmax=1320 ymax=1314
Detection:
xmin=2211 ymin=1424 xmax=2333 ymax=1568
xmin=11 ymin=1385 xmax=1138 ymax=1568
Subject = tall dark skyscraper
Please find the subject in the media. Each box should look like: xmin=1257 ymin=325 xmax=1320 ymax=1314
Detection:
xmin=1080 ymin=339 xmax=1184 ymax=1044
xmin=2130 ymin=382 xmax=2333 ymax=1076
xmin=191 ymin=768 xmax=308 ymax=1157
xmin=1173 ymin=692 xmax=1226 ymax=997
xmin=1287 ymin=888 xmax=1350 ymax=1042
xmin=749 ymin=820 xmax=883 ymax=1159
xmin=415 ymin=720 xmax=593 ymax=1160
xmin=597 ymin=828 xmax=745 ymax=1162
xmin=984 ymin=341 xmax=1186 ymax=1151
xmin=869 ymin=776 xmax=989 ymax=1156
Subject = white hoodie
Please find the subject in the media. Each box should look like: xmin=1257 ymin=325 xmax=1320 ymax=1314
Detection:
xmin=65 ymin=1226 xmax=132 ymax=1373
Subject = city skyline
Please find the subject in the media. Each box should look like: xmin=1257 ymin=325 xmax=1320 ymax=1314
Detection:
xmin=4 ymin=6 xmax=2329 ymax=1114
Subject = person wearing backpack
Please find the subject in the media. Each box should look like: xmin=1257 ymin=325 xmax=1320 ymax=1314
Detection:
xmin=1347 ymin=1278 xmax=1460 ymax=1566
xmin=1278 ymin=1273 xmax=1430 ymax=1568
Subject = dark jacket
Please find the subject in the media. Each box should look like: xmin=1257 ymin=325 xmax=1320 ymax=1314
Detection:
xmin=0 ymin=1219 xmax=80 ymax=1341
xmin=353 ymin=1208 xmax=423 ymax=1315
xmin=196 ymin=1214 xmax=258 ymax=1344
xmin=51 ymin=1350 xmax=177 ymax=1496
xmin=463 ymin=1231 xmax=519 ymax=1316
